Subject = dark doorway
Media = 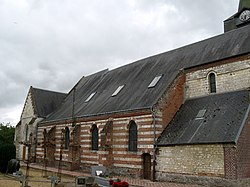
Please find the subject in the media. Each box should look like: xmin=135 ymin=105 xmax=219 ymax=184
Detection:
xmin=143 ymin=153 xmax=151 ymax=180
xmin=46 ymin=127 xmax=56 ymax=167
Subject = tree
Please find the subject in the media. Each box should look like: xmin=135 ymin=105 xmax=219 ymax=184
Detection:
xmin=0 ymin=123 xmax=16 ymax=173
xmin=0 ymin=123 xmax=15 ymax=144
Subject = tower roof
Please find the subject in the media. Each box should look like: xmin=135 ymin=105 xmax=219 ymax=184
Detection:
xmin=224 ymin=0 xmax=250 ymax=32
xmin=239 ymin=0 xmax=250 ymax=12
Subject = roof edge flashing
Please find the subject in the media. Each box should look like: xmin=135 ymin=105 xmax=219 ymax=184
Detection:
xmin=157 ymin=141 xmax=236 ymax=147
xmin=235 ymin=103 xmax=250 ymax=143
xmin=40 ymin=106 xmax=152 ymax=125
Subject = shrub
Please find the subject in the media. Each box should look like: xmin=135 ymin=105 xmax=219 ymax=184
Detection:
xmin=0 ymin=144 xmax=16 ymax=173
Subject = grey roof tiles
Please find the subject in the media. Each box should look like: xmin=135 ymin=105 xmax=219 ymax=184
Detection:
xmin=43 ymin=24 xmax=250 ymax=123
xmin=31 ymin=87 xmax=67 ymax=118
xmin=157 ymin=90 xmax=250 ymax=145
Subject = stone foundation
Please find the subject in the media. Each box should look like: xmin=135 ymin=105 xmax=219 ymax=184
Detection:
xmin=110 ymin=166 xmax=141 ymax=178
xmin=156 ymin=172 xmax=250 ymax=187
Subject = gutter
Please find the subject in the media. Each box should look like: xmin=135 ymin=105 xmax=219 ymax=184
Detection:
xmin=40 ymin=106 xmax=152 ymax=125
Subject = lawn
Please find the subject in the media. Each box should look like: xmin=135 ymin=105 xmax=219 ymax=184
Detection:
xmin=0 ymin=167 xmax=76 ymax=187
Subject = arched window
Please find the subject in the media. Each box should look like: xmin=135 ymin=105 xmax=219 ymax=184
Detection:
xmin=92 ymin=125 xmax=98 ymax=151
xmin=209 ymin=73 xmax=216 ymax=93
xmin=25 ymin=125 xmax=28 ymax=142
xmin=64 ymin=127 xmax=70 ymax=150
xmin=128 ymin=121 xmax=138 ymax=152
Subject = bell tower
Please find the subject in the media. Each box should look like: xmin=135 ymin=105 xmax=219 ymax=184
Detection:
xmin=224 ymin=0 xmax=250 ymax=32
xmin=238 ymin=0 xmax=250 ymax=12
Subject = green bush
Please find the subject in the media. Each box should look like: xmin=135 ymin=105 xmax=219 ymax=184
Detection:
xmin=0 ymin=144 xmax=16 ymax=173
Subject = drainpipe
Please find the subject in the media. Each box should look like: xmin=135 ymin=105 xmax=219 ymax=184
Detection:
xmin=151 ymin=106 xmax=157 ymax=182
xmin=71 ymin=87 xmax=76 ymax=127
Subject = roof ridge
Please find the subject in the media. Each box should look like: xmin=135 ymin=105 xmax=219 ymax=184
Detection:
xmin=109 ymin=24 xmax=250 ymax=73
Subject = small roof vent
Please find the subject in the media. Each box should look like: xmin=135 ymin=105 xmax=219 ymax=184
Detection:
xmin=85 ymin=92 xmax=96 ymax=102
xmin=148 ymin=75 xmax=162 ymax=88
xmin=196 ymin=109 xmax=206 ymax=120
xmin=112 ymin=85 xmax=125 ymax=97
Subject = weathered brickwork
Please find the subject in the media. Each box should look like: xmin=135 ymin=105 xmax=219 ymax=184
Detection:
xmin=235 ymin=110 xmax=250 ymax=179
xmin=186 ymin=59 xmax=250 ymax=98
xmin=156 ymin=144 xmax=224 ymax=177
xmin=223 ymin=145 xmax=237 ymax=179
xmin=157 ymin=73 xmax=185 ymax=130
xmin=36 ymin=113 xmax=162 ymax=178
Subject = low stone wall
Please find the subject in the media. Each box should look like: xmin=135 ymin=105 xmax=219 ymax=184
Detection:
xmin=156 ymin=172 xmax=250 ymax=187
xmin=156 ymin=144 xmax=224 ymax=177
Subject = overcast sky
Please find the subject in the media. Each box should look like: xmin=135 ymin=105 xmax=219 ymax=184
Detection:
xmin=0 ymin=0 xmax=239 ymax=125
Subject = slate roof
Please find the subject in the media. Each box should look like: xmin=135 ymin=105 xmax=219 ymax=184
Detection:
xmin=157 ymin=90 xmax=250 ymax=146
xmin=31 ymin=87 xmax=67 ymax=118
xmin=43 ymin=24 xmax=250 ymax=124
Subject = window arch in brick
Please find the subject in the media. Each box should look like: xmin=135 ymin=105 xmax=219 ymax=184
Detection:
xmin=128 ymin=120 xmax=138 ymax=152
xmin=208 ymin=72 xmax=217 ymax=93
xmin=91 ymin=124 xmax=99 ymax=151
xmin=43 ymin=129 xmax=48 ymax=143
xmin=72 ymin=124 xmax=80 ymax=145
xmin=100 ymin=121 xmax=113 ymax=147
xmin=64 ymin=127 xmax=70 ymax=150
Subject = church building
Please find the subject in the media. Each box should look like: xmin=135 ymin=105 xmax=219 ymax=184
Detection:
xmin=16 ymin=1 xmax=250 ymax=186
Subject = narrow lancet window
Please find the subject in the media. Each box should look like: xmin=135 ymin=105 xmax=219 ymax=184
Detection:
xmin=64 ymin=127 xmax=70 ymax=149
xmin=128 ymin=121 xmax=138 ymax=152
xmin=209 ymin=73 xmax=216 ymax=93
xmin=92 ymin=124 xmax=98 ymax=151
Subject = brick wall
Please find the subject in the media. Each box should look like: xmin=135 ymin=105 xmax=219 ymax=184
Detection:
xmin=223 ymin=110 xmax=250 ymax=180
xmin=235 ymin=109 xmax=250 ymax=179
xmin=223 ymin=145 xmax=237 ymax=179
xmin=186 ymin=59 xmax=250 ymax=99
xmin=157 ymin=73 xmax=185 ymax=130
xmin=36 ymin=112 xmax=162 ymax=178
xmin=156 ymin=144 xmax=225 ymax=177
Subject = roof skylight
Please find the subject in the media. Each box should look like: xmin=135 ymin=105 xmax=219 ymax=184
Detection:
xmin=85 ymin=92 xmax=96 ymax=102
xmin=195 ymin=109 xmax=206 ymax=119
xmin=148 ymin=75 xmax=162 ymax=88
xmin=112 ymin=85 xmax=125 ymax=97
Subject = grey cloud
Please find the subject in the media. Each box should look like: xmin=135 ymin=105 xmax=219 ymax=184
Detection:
xmin=0 ymin=0 xmax=238 ymax=124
